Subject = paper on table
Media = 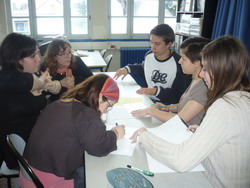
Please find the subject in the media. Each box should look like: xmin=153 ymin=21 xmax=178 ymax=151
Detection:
xmin=146 ymin=115 xmax=205 ymax=173
xmin=76 ymin=50 xmax=88 ymax=57
xmin=117 ymin=98 xmax=142 ymax=106
xmin=123 ymin=103 xmax=150 ymax=118
xmin=106 ymin=125 xmax=137 ymax=156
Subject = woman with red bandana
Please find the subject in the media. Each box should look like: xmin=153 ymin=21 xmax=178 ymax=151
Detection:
xmin=21 ymin=74 xmax=125 ymax=188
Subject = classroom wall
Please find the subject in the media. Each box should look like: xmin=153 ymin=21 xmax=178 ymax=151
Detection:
xmin=0 ymin=0 xmax=8 ymax=42
xmin=0 ymin=0 xmax=150 ymax=47
xmin=0 ymin=0 xmax=150 ymax=70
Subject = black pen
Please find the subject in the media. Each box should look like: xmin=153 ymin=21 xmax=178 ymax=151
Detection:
xmin=180 ymin=117 xmax=195 ymax=133
xmin=115 ymin=123 xmax=118 ymax=126
xmin=180 ymin=117 xmax=188 ymax=128
xmin=127 ymin=165 xmax=154 ymax=177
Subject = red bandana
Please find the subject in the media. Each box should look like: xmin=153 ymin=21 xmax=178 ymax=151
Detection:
xmin=100 ymin=77 xmax=119 ymax=101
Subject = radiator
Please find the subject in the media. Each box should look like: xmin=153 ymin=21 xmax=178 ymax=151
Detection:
xmin=120 ymin=47 xmax=150 ymax=67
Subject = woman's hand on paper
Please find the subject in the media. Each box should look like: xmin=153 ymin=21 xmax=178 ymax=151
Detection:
xmin=136 ymin=88 xmax=157 ymax=95
xmin=131 ymin=108 xmax=148 ymax=117
xmin=130 ymin=127 xmax=147 ymax=143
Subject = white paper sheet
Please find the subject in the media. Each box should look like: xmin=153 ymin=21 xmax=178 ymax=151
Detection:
xmin=106 ymin=125 xmax=137 ymax=156
xmin=123 ymin=102 xmax=150 ymax=118
xmin=146 ymin=115 xmax=205 ymax=173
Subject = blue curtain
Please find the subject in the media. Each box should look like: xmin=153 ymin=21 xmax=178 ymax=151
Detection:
xmin=212 ymin=0 xmax=250 ymax=54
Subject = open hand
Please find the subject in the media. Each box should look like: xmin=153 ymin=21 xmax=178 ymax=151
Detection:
xmin=130 ymin=127 xmax=147 ymax=143
xmin=136 ymin=88 xmax=157 ymax=95
xmin=113 ymin=68 xmax=128 ymax=80
xmin=131 ymin=109 xmax=148 ymax=117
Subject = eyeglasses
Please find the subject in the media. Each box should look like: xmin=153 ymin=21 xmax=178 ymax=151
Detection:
xmin=57 ymin=51 xmax=72 ymax=57
xmin=105 ymin=99 xmax=113 ymax=112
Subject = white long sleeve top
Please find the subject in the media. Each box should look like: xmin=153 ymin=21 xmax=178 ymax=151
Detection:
xmin=139 ymin=91 xmax=250 ymax=188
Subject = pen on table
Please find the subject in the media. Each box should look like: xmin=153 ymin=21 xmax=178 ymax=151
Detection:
xmin=127 ymin=165 xmax=154 ymax=177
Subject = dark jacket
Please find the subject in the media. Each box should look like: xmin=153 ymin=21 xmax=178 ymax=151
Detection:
xmin=0 ymin=71 xmax=47 ymax=169
xmin=24 ymin=101 xmax=117 ymax=179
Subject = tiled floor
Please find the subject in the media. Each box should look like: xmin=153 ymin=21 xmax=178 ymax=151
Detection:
xmin=0 ymin=177 xmax=20 ymax=188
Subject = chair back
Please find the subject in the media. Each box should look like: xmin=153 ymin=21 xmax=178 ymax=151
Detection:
xmin=0 ymin=161 xmax=19 ymax=188
xmin=104 ymin=54 xmax=113 ymax=72
xmin=39 ymin=41 xmax=51 ymax=56
xmin=0 ymin=161 xmax=19 ymax=175
xmin=6 ymin=134 xmax=44 ymax=188
xmin=100 ymin=49 xmax=107 ymax=58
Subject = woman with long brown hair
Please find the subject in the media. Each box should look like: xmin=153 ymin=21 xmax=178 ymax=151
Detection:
xmin=131 ymin=36 xmax=250 ymax=188
xmin=41 ymin=38 xmax=93 ymax=102
xmin=21 ymin=74 xmax=125 ymax=187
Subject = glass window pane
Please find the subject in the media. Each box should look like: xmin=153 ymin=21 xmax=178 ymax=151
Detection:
xmin=71 ymin=0 xmax=87 ymax=16
xmin=10 ymin=0 xmax=29 ymax=16
xmin=134 ymin=0 xmax=158 ymax=16
xmin=111 ymin=0 xmax=127 ymax=16
xmin=37 ymin=18 xmax=64 ymax=35
xmin=133 ymin=18 xmax=158 ymax=34
xmin=35 ymin=0 xmax=63 ymax=16
xmin=165 ymin=0 xmax=177 ymax=17
xmin=71 ymin=18 xmax=88 ymax=34
xmin=12 ymin=18 xmax=30 ymax=35
xmin=111 ymin=18 xmax=127 ymax=34
xmin=164 ymin=17 xmax=176 ymax=32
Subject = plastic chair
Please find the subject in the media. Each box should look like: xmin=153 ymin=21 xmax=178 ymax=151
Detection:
xmin=0 ymin=161 xmax=19 ymax=188
xmin=100 ymin=49 xmax=107 ymax=58
xmin=39 ymin=41 xmax=51 ymax=56
xmin=104 ymin=54 xmax=113 ymax=72
xmin=6 ymin=134 xmax=44 ymax=188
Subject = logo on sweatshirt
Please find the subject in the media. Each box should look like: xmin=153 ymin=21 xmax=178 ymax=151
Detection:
xmin=151 ymin=70 xmax=167 ymax=84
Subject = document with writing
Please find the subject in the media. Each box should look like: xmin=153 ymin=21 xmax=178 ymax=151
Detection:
xmin=106 ymin=125 xmax=137 ymax=156
xmin=146 ymin=115 xmax=205 ymax=173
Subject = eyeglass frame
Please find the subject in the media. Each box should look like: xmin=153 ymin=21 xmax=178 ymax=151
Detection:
xmin=105 ymin=98 xmax=113 ymax=112
xmin=56 ymin=51 xmax=73 ymax=57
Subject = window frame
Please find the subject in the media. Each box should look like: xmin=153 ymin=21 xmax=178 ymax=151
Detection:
xmin=5 ymin=0 xmax=91 ymax=40
xmin=108 ymin=0 xmax=177 ymax=39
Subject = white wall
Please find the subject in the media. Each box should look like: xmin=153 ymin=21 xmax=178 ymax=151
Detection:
xmin=0 ymin=0 xmax=8 ymax=42
xmin=0 ymin=0 xmax=151 ymax=69
xmin=0 ymin=0 xmax=150 ymax=49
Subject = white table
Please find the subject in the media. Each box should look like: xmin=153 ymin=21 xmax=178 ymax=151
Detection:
xmin=77 ymin=50 xmax=107 ymax=71
xmin=85 ymin=72 xmax=212 ymax=188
